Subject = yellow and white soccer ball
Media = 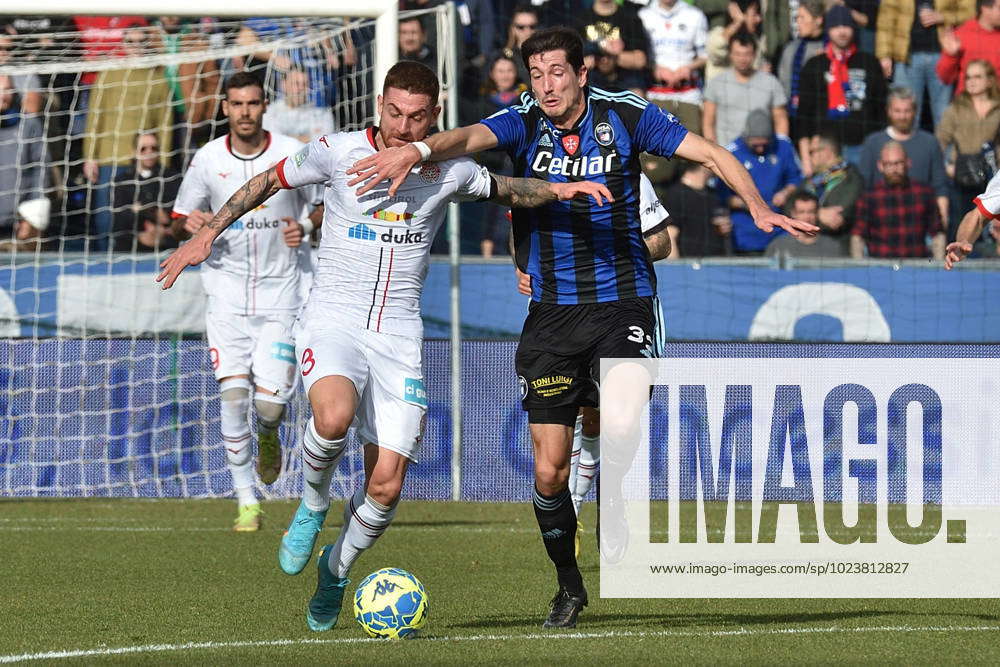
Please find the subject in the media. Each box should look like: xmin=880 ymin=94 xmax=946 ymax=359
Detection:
xmin=353 ymin=567 xmax=428 ymax=639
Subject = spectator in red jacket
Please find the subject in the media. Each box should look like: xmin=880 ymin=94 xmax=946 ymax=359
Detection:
xmin=937 ymin=0 xmax=1000 ymax=91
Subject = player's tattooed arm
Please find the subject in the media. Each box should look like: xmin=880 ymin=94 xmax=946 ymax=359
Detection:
xmin=489 ymin=175 xmax=614 ymax=208
xmin=207 ymin=166 xmax=283 ymax=234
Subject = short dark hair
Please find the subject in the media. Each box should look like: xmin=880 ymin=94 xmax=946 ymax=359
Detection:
xmin=399 ymin=16 xmax=425 ymax=31
xmin=977 ymin=0 xmax=997 ymax=15
xmin=786 ymin=190 xmax=818 ymax=215
xmin=383 ymin=60 xmax=440 ymax=104
xmin=728 ymin=30 xmax=759 ymax=52
xmin=136 ymin=204 xmax=161 ymax=227
xmin=521 ymin=26 xmax=584 ymax=73
xmin=814 ymin=130 xmax=842 ymax=156
xmin=224 ymin=72 xmax=264 ymax=99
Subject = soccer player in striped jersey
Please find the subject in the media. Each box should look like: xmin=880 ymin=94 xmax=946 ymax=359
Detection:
xmin=157 ymin=61 xmax=611 ymax=632
xmin=349 ymin=27 xmax=816 ymax=629
xmin=945 ymin=170 xmax=1000 ymax=269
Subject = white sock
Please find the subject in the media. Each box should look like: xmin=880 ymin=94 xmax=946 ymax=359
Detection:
xmin=301 ymin=418 xmax=347 ymax=512
xmin=573 ymin=431 xmax=600 ymax=513
xmin=326 ymin=488 xmax=396 ymax=579
xmin=569 ymin=415 xmax=583 ymax=515
xmin=220 ymin=379 xmax=255 ymax=507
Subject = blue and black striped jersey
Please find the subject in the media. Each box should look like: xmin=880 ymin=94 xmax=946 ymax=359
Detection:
xmin=480 ymin=86 xmax=688 ymax=304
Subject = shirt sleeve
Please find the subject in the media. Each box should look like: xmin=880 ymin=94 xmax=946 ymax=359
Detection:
xmin=633 ymin=102 xmax=690 ymax=158
xmin=449 ymin=158 xmax=494 ymax=202
xmin=852 ymin=194 xmax=869 ymax=238
xmin=276 ymin=134 xmax=338 ymax=189
xmin=171 ymin=154 xmax=209 ymax=217
xmin=768 ymin=73 xmax=788 ymax=108
xmin=639 ymin=172 xmax=668 ymax=234
xmin=479 ymin=94 xmax=531 ymax=156
xmin=974 ymin=171 xmax=1000 ymax=220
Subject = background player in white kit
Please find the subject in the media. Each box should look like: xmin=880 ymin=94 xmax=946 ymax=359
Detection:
xmin=170 ymin=72 xmax=321 ymax=532
xmin=945 ymin=170 xmax=1000 ymax=269
xmin=157 ymin=61 xmax=612 ymax=631
xmin=514 ymin=173 xmax=671 ymax=557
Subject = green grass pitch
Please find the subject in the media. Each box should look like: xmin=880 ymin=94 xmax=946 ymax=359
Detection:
xmin=2 ymin=498 xmax=999 ymax=665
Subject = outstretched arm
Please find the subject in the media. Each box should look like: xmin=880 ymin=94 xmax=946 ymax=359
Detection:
xmin=674 ymin=132 xmax=819 ymax=238
xmin=945 ymin=207 xmax=989 ymax=269
xmin=156 ymin=166 xmax=283 ymax=289
xmin=489 ymin=174 xmax=613 ymax=208
xmin=348 ymin=124 xmax=500 ymax=196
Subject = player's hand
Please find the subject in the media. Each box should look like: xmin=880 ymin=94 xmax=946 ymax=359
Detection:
xmin=515 ymin=268 xmax=531 ymax=296
xmin=550 ymin=181 xmax=614 ymax=207
xmin=282 ymin=217 xmax=304 ymax=248
xmin=184 ymin=209 xmax=214 ymax=235
xmin=347 ymin=144 xmax=422 ymax=197
xmin=753 ymin=209 xmax=819 ymax=238
xmin=156 ymin=233 xmax=212 ymax=290
xmin=944 ymin=241 xmax=973 ymax=270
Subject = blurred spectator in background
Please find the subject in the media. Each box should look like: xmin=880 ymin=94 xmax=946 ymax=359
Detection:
xmin=0 ymin=197 xmax=51 ymax=253
xmin=796 ymin=5 xmax=886 ymax=170
xmin=703 ymin=32 xmax=787 ymax=147
xmin=128 ymin=203 xmax=177 ymax=253
xmin=937 ymin=0 xmax=1000 ymax=92
xmin=766 ymin=190 xmax=848 ymax=257
xmin=0 ymin=32 xmax=43 ymax=115
xmin=664 ymin=161 xmax=731 ymax=257
xmin=851 ymin=141 xmax=945 ymax=259
xmin=494 ymin=5 xmax=540 ymax=85
xmin=577 ymin=0 xmax=649 ymax=93
xmin=760 ymin=0 xmax=793 ymax=65
xmin=695 ymin=0 xmax=730 ymax=31
xmin=83 ymin=26 xmax=172 ymax=252
xmin=717 ymin=108 xmax=803 ymax=253
xmin=858 ymin=87 xmax=949 ymax=224
xmin=640 ymin=0 xmax=708 ymax=183
xmin=456 ymin=0 xmax=497 ymax=101
xmin=705 ymin=0 xmax=765 ymax=81
xmin=399 ymin=17 xmax=437 ymax=71
xmin=876 ymin=0 xmax=974 ymax=128
xmin=937 ymin=59 xmax=1000 ymax=238
xmin=836 ymin=0 xmax=880 ymax=54
xmin=779 ymin=0 xmax=825 ymax=153
xmin=478 ymin=55 xmax=525 ymax=258
xmin=0 ymin=75 xmax=47 ymax=243
xmin=155 ymin=16 xmax=221 ymax=164
xmin=796 ymin=132 xmax=865 ymax=248
xmin=111 ymin=131 xmax=182 ymax=251
xmin=263 ymin=68 xmax=335 ymax=143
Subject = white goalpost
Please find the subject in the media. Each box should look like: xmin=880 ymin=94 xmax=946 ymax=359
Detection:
xmin=0 ymin=4 xmax=465 ymax=501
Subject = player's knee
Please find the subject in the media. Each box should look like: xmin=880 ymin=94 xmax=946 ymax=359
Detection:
xmin=534 ymin=461 xmax=569 ymax=496
xmin=253 ymin=394 xmax=286 ymax=428
xmin=601 ymin=411 xmax=638 ymax=449
xmin=311 ymin=407 xmax=352 ymax=441
xmin=366 ymin=477 xmax=403 ymax=507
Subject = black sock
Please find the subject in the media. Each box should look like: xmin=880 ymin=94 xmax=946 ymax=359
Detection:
xmin=532 ymin=485 xmax=583 ymax=593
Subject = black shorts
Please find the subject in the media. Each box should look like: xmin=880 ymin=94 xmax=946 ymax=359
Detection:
xmin=515 ymin=297 xmax=656 ymax=411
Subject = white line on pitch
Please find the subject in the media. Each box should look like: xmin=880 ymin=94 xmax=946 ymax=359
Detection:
xmin=2 ymin=625 xmax=1000 ymax=663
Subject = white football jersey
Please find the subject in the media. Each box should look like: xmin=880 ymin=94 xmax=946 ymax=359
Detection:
xmin=639 ymin=172 xmax=668 ymax=235
xmin=173 ymin=132 xmax=319 ymax=315
xmin=277 ymin=127 xmax=493 ymax=338
xmin=974 ymin=170 xmax=1000 ymax=221
xmin=639 ymin=1 xmax=708 ymax=105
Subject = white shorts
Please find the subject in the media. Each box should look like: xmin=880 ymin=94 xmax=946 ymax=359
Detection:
xmin=205 ymin=311 xmax=297 ymax=399
xmin=295 ymin=318 xmax=426 ymax=462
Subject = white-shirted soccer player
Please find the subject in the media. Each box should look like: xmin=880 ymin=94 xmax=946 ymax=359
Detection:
xmin=170 ymin=72 xmax=321 ymax=532
xmin=515 ymin=173 xmax=671 ymax=556
xmin=945 ymin=170 xmax=1000 ymax=269
xmin=157 ymin=61 xmax=612 ymax=631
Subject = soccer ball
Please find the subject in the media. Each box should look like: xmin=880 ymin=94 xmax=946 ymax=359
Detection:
xmin=353 ymin=567 xmax=428 ymax=639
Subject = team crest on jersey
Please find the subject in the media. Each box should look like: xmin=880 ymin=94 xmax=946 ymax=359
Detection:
xmin=419 ymin=162 xmax=440 ymax=183
xmin=518 ymin=375 xmax=528 ymax=400
xmin=538 ymin=133 xmax=553 ymax=148
xmin=594 ymin=122 xmax=614 ymax=146
xmin=561 ymin=134 xmax=580 ymax=155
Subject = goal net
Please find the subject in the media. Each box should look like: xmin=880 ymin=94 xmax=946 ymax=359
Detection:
xmin=0 ymin=10 xmax=454 ymax=499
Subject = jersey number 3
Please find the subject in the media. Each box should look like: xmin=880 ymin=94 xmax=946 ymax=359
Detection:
xmin=627 ymin=326 xmax=645 ymax=343
xmin=301 ymin=348 xmax=316 ymax=376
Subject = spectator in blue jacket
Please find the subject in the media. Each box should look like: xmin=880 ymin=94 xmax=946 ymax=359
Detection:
xmin=717 ymin=108 xmax=804 ymax=253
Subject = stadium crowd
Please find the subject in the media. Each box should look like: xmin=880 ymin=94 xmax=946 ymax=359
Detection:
xmin=0 ymin=0 xmax=998 ymax=258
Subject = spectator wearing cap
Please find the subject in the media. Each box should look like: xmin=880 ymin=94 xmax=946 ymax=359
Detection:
xmin=851 ymin=141 xmax=945 ymax=259
xmin=857 ymin=86 xmax=950 ymax=225
xmin=796 ymin=5 xmax=886 ymax=170
xmin=717 ymin=108 xmax=803 ymax=253
xmin=0 ymin=197 xmax=50 ymax=252
xmin=0 ymin=74 xmax=47 ymax=242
